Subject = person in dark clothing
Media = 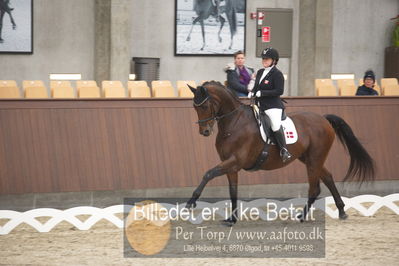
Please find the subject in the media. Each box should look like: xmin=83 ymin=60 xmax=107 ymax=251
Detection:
xmin=249 ymin=47 xmax=292 ymax=163
xmin=224 ymin=50 xmax=255 ymax=97
xmin=356 ymin=70 xmax=379 ymax=96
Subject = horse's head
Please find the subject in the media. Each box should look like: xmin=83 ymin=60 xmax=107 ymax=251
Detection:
xmin=188 ymin=84 xmax=220 ymax=137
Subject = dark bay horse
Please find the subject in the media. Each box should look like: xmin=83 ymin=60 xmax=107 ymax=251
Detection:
xmin=186 ymin=81 xmax=375 ymax=226
xmin=0 ymin=0 xmax=17 ymax=43
xmin=186 ymin=0 xmax=237 ymax=50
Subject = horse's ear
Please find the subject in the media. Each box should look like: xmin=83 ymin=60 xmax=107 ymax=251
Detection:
xmin=187 ymin=84 xmax=196 ymax=94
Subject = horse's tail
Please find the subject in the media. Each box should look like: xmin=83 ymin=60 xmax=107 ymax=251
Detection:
xmin=324 ymin=114 xmax=375 ymax=184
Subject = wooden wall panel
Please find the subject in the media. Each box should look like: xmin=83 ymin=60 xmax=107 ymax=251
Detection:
xmin=0 ymin=97 xmax=398 ymax=194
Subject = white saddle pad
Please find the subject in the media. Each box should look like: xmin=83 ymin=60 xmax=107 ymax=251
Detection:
xmin=253 ymin=105 xmax=298 ymax=145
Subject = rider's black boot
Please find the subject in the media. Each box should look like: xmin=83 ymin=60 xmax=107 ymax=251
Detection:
xmin=273 ymin=126 xmax=292 ymax=163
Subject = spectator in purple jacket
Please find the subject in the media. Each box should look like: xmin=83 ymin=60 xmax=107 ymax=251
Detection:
xmin=224 ymin=51 xmax=255 ymax=97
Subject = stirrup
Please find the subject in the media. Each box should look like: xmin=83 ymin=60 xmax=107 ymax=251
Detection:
xmin=280 ymin=148 xmax=292 ymax=163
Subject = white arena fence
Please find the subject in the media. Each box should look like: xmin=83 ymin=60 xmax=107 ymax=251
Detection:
xmin=0 ymin=194 xmax=398 ymax=235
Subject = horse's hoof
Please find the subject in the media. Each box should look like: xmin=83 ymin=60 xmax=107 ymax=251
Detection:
xmin=218 ymin=37 xmax=222 ymax=43
xmin=13 ymin=26 xmax=16 ymax=30
xmin=339 ymin=213 xmax=348 ymax=220
xmin=186 ymin=37 xmax=191 ymax=42
xmin=200 ymin=47 xmax=204 ymax=51
xmin=296 ymin=213 xmax=305 ymax=222
xmin=220 ymin=218 xmax=236 ymax=227
xmin=185 ymin=201 xmax=197 ymax=210
xmin=0 ymin=39 xmax=4 ymax=43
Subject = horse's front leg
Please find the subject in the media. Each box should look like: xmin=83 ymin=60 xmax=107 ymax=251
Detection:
xmin=0 ymin=11 xmax=5 ymax=43
xmin=8 ymin=12 xmax=16 ymax=30
xmin=186 ymin=16 xmax=201 ymax=42
xmin=217 ymin=15 xmax=225 ymax=43
xmin=221 ymin=171 xmax=238 ymax=227
xmin=186 ymin=156 xmax=238 ymax=209
xmin=200 ymin=20 xmax=206 ymax=50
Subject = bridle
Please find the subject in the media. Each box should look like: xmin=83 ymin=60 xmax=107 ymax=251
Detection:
xmin=194 ymin=95 xmax=241 ymax=125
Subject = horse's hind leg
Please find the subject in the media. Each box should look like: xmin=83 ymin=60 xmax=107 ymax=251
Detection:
xmin=217 ymin=15 xmax=225 ymax=43
xmin=298 ymin=162 xmax=322 ymax=222
xmin=227 ymin=13 xmax=234 ymax=49
xmin=320 ymin=167 xmax=347 ymax=219
xmin=229 ymin=20 xmax=234 ymax=48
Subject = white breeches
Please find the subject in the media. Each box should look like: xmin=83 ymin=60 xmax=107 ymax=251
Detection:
xmin=264 ymin=108 xmax=282 ymax=132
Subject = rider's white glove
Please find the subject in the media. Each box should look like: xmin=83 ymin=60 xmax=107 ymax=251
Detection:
xmin=255 ymin=91 xmax=262 ymax=98
xmin=248 ymin=92 xmax=254 ymax=98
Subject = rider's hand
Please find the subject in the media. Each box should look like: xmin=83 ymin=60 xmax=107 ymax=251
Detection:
xmin=255 ymin=91 xmax=262 ymax=98
xmin=248 ymin=92 xmax=254 ymax=98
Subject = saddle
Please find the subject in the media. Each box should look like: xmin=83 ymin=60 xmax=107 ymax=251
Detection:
xmin=244 ymin=105 xmax=298 ymax=172
xmin=252 ymin=104 xmax=298 ymax=145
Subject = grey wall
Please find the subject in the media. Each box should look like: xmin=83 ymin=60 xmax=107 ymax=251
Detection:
xmin=131 ymin=0 xmax=299 ymax=95
xmin=1 ymin=0 xmax=398 ymax=94
xmin=0 ymin=0 xmax=95 ymax=87
xmin=332 ymin=0 xmax=399 ymax=81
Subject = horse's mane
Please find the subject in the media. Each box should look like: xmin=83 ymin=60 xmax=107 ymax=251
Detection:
xmin=202 ymin=80 xmax=242 ymax=105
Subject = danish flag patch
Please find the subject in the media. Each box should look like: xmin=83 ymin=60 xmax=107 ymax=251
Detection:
xmin=285 ymin=131 xmax=295 ymax=139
